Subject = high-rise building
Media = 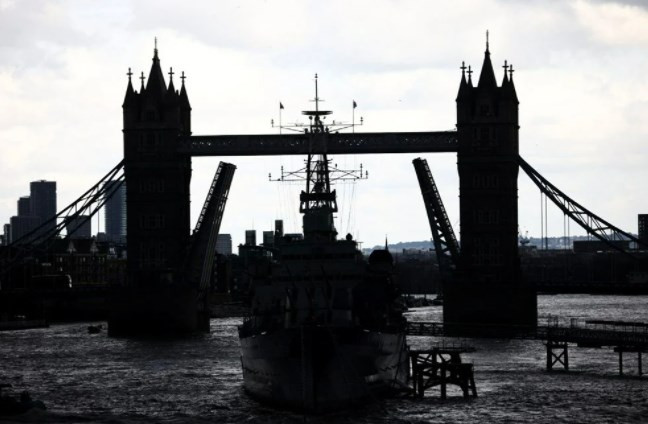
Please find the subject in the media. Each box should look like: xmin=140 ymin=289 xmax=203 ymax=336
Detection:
xmin=17 ymin=196 xmax=31 ymax=216
xmin=263 ymin=231 xmax=274 ymax=247
xmin=639 ymin=214 xmax=648 ymax=245
xmin=275 ymin=219 xmax=284 ymax=237
xmin=216 ymin=234 xmax=232 ymax=255
xmin=245 ymin=230 xmax=256 ymax=246
xmin=104 ymin=180 xmax=126 ymax=242
xmin=2 ymin=223 xmax=11 ymax=245
xmin=30 ymin=180 xmax=57 ymax=234
xmin=10 ymin=215 xmax=40 ymax=243
xmin=66 ymin=215 xmax=91 ymax=239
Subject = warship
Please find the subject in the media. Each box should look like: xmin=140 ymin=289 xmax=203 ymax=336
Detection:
xmin=238 ymin=76 xmax=408 ymax=412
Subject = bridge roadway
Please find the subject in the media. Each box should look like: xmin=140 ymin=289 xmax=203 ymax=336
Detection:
xmin=178 ymin=131 xmax=458 ymax=156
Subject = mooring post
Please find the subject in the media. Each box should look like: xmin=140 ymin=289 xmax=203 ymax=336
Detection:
xmin=546 ymin=342 xmax=553 ymax=371
xmin=638 ymin=352 xmax=642 ymax=377
xmin=440 ymin=366 xmax=447 ymax=400
xmin=619 ymin=350 xmax=623 ymax=376
xmin=564 ymin=343 xmax=569 ymax=371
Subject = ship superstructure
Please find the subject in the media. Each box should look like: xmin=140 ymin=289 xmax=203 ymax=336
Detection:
xmin=238 ymin=76 xmax=407 ymax=412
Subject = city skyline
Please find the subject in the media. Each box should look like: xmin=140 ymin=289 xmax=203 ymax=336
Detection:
xmin=1 ymin=0 xmax=647 ymax=249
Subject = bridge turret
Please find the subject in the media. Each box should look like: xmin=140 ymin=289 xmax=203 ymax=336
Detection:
xmin=449 ymin=35 xmax=536 ymax=328
xmin=121 ymin=43 xmax=192 ymax=286
xmin=112 ymin=43 xmax=197 ymax=335
xmin=179 ymin=74 xmax=192 ymax=135
xmin=122 ymin=68 xmax=139 ymax=128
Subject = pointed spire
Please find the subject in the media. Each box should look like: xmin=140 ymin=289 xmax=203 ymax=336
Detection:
xmin=457 ymin=61 xmax=471 ymax=100
xmin=501 ymin=62 xmax=518 ymax=102
xmin=145 ymin=38 xmax=167 ymax=97
xmin=467 ymin=65 xmax=473 ymax=86
xmin=167 ymin=67 xmax=176 ymax=93
xmin=385 ymin=236 xmax=389 ymax=251
xmin=502 ymin=60 xmax=509 ymax=85
xmin=126 ymin=68 xmax=134 ymax=92
xmin=486 ymin=29 xmax=490 ymax=54
xmin=477 ymin=30 xmax=497 ymax=88
xmin=139 ymin=71 xmax=146 ymax=92
xmin=179 ymin=71 xmax=191 ymax=109
xmin=123 ymin=67 xmax=137 ymax=107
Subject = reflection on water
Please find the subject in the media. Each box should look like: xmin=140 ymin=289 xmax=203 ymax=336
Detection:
xmin=1 ymin=295 xmax=647 ymax=423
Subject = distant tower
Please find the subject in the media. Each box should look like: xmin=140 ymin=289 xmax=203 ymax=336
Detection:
xmin=65 ymin=215 xmax=91 ymax=238
xmin=103 ymin=180 xmax=126 ymax=243
xmin=17 ymin=196 xmax=31 ymax=216
xmin=446 ymin=36 xmax=537 ymax=326
xmin=30 ymin=180 xmax=57 ymax=235
xmin=121 ymin=45 xmax=192 ymax=284
xmin=639 ymin=214 xmax=648 ymax=245
xmin=245 ymin=230 xmax=257 ymax=246
xmin=216 ymin=234 xmax=233 ymax=255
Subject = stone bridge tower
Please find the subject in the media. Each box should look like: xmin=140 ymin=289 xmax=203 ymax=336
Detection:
xmin=122 ymin=46 xmax=192 ymax=285
xmin=110 ymin=46 xmax=195 ymax=335
xmin=445 ymin=40 xmax=537 ymax=327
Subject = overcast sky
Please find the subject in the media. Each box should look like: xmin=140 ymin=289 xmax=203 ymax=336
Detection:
xmin=1 ymin=0 xmax=647 ymax=249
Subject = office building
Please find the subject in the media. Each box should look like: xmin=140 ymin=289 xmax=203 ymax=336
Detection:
xmin=17 ymin=196 xmax=30 ymax=216
xmin=104 ymin=180 xmax=126 ymax=242
xmin=245 ymin=230 xmax=256 ymax=246
xmin=10 ymin=215 xmax=40 ymax=243
xmin=639 ymin=214 xmax=648 ymax=245
xmin=66 ymin=215 xmax=91 ymax=239
xmin=2 ymin=223 xmax=10 ymax=245
xmin=275 ymin=219 xmax=284 ymax=237
xmin=216 ymin=234 xmax=232 ymax=255
xmin=262 ymin=231 xmax=274 ymax=247
xmin=30 ymin=180 xmax=57 ymax=234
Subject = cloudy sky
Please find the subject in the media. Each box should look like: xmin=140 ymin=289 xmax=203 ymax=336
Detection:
xmin=1 ymin=0 xmax=647 ymax=249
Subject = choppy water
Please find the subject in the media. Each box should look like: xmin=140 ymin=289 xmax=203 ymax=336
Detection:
xmin=1 ymin=295 xmax=647 ymax=423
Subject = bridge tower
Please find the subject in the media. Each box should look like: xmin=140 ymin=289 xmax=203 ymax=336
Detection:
xmin=445 ymin=39 xmax=537 ymax=327
xmin=110 ymin=45 xmax=196 ymax=335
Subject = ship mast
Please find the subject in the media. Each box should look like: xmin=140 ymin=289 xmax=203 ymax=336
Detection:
xmin=270 ymin=74 xmax=367 ymax=242
xmin=300 ymin=74 xmax=337 ymax=241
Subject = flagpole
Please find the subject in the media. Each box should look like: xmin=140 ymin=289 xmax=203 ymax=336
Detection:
xmin=352 ymin=100 xmax=355 ymax=134
xmin=279 ymin=102 xmax=282 ymax=135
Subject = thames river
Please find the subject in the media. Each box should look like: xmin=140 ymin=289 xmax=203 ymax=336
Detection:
xmin=1 ymin=294 xmax=647 ymax=423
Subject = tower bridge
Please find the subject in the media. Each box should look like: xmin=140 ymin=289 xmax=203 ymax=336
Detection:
xmin=108 ymin=38 xmax=538 ymax=335
xmin=7 ymin=39 xmax=642 ymax=335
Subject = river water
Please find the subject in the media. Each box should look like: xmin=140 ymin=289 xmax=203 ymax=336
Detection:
xmin=1 ymin=294 xmax=647 ymax=423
